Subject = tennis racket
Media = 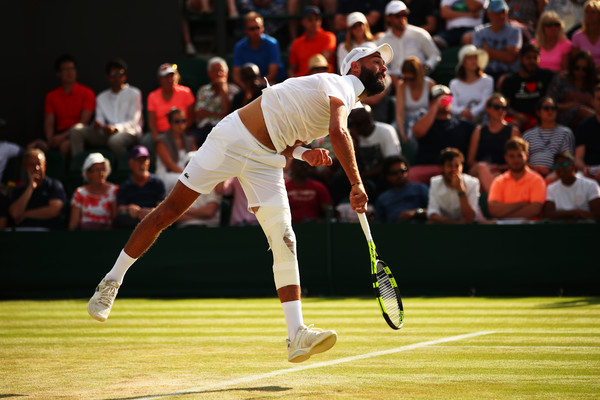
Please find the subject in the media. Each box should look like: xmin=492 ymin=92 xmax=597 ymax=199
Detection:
xmin=357 ymin=212 xmax=404 ymax=330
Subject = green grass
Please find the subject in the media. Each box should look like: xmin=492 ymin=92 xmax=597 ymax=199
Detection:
xmin=1 ymin=297 xmax=599 ymax=399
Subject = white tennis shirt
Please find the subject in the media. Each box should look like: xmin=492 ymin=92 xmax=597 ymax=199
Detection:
xmin=261 ymin=73 xmax=365 ymax=153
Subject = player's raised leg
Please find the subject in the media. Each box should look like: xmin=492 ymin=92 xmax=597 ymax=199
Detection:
xmin=88 ymin=181 xmax=200 ymax=322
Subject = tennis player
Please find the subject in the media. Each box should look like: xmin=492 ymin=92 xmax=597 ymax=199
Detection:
xmin=88 ymin=44 xmax=393 ymax=363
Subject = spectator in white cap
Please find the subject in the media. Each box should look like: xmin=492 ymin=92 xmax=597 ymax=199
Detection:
xmin=449 ymin=44 xmax=494 ymax=123
xmin=87 ymin=41 xmax=394 ymax=364
xmin=336 ymin=12 xmax=377 ymax=73
xmin=69 ymin=152 xmax=118 ymax=231
xmin=377 ymin=0 xmax=441 ymax=87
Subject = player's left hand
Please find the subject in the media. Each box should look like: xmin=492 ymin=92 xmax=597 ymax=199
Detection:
xmin=303 ymin=148 xmax=333 ymax=167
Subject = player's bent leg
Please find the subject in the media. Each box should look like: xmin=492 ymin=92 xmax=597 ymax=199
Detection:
xmin=254 ymin=206 xmax=337 ymax=362
xmin=88 ymin=181 xmax=201 ymax=322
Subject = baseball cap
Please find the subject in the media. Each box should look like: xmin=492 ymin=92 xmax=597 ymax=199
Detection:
xmin=129 ymin=145 xmax=150 ymax=159
xmin=429 ymin=84 xmax=452 ymax=101
xmin=486 ymin=0 xmax=509 ymax=12
xmin=308 ymin=54 xmax=329 ymax=72
xmin=347 ymin=12 xmax=367 ymax=27
xmin=385 ymin=1 xmax=408 ymax=15
xmin=456 ymin=44 xmax=489 ymax=72
xmin=158 ymin=63 xmax=178 ymax=77
xmin=302 ymin=5 xmax=321 ymax=18
xmin=340 ymin=43 xmax=394 ymax=75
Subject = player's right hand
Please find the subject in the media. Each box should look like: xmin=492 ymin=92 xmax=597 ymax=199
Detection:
xmin=303 ymin=148 xmax=333 ymax=167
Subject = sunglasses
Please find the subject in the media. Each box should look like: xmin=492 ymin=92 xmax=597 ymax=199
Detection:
xmin=172 ymin=118 xmax=187 ymax=124
xmin=490 ymin=103 xmax=508 ymax=110
xmin=109 ymin=70 xmax=125 ymax=77
xmin=553 ymin=161 xmax=572 ymax=169
xmin=392 ymin=12 xmax=409 ymax=18
xmin=574 ymin=65 xmax=589 ymax=71
xmin=247 ymin=25 xmax=261 ymax=31
xmin=401 ymin=76 xmax=416 ymax=82
xmin=541 ymin=105 xmax=557 ymax=111
xmin=544 ymin=22 xmax=561 ymax=27
xmin=305 ymin=15 xmax=321 ymax=22
xmin=388 ymin=167 xmax=408 ymax=175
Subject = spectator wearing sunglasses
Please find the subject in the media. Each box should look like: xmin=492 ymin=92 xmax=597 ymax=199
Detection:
xmin=377 ymin=1 xmax=441 ymax=88
xmin=427 ymin=147 xmax=481 ymax=224
xmin=467 ymin=93 xmax=520 ymax=193
xmin=336 ymin=12 xmax=377 ymax=74
xmin=395 ymin=56 xmax=436 ymax=144
xmin=544 ymin=150 xmax=600 ymax=221
xmin=232 ymin=12 xmax=285 ymax=88
xmin=70 ymin=59 xmax=142 ymax=159
xmin=375 ymin=154 xmax=429 ymax=223
xmin=531 ymin=11 xmax=571 ymax=74
xmin=155 ymin=108 xmax=196 ymax=193
xmin=547 ymin=51 xmax=597 ymax=131
xmin=523 ymin=97 xmax=575 ymax=180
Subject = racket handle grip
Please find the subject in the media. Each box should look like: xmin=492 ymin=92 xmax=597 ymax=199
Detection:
xmin=357 ymin=212 xmax=373 ymax=242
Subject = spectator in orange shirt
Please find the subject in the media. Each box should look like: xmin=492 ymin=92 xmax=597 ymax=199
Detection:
xmin=288 ymin=6 xmax=337 ymax=77
xmin=43 ymin=54 xmax=95 ymax=155
xmin=487 ymin=136 xmax=546 ymax=220
xmin=143 ymin=63 xmax=195 ymax=149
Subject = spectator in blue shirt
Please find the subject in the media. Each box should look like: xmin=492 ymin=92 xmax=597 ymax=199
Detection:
xmin=232 ymin=11 xmax=285 ymax=88
xmin=376 ymin=155 xmax=429 ymax=223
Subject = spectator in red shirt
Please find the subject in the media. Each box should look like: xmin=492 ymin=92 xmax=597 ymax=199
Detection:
xmin=288 ymin=6 xmax=337 ymax=77
xmin=285 ymin=159 xmax=332 ymax=223
xmin=43 ymin=54 xmax=95 ymax=155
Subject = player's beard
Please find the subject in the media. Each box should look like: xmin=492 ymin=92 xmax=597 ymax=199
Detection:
xmin=359 ymin=67 xmax=386 ymax=97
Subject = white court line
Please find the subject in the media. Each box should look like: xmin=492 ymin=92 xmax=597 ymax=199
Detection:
xmin=131 ymin=331 xmax=496 ymax=400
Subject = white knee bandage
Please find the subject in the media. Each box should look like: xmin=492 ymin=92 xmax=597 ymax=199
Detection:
xmin=255 ymin=206 xmax=300 ymax=289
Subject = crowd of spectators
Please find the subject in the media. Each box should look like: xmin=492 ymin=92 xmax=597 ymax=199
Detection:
xmin=2 ymin=0 xmax=600 ymax=231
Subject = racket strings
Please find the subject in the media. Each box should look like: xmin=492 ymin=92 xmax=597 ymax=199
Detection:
xmin=376 ymin=266 xmax=402 ymax=326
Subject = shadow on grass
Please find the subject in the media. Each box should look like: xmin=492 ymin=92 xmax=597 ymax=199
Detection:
xmin=107 ymin=385 xmax=291 ymax=400
xmin=0 ymin=396 xmax=27 ymax=399
xmin=537 ymin=298 xmax=600 ymax=308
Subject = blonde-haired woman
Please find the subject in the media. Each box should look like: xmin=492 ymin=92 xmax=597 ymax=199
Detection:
xmin=395 ymin=56 xmax=435 ymax=143
xmin=336 ymin=12 xmax=376 ymax=73
xmin=69 ymin=152 xmax=118 ymax=230
xmin=571 ymin=0 xmax=600 ymax=73
xmin=531 ymin=11 xmax=571 ymax=73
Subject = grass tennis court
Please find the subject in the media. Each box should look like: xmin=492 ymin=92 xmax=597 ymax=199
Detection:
xmin=1 ymin=297 xmax=599 ymax=399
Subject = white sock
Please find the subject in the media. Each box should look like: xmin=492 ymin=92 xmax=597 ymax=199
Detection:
xmin=282 ymin=300 xmax=304 ymax=340
xmin=104 ymin=249 xmax=137 ymax=285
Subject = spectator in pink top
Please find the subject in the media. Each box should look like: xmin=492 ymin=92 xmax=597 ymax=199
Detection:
xmin=531 ymin=11 xmax=571 ymax=73
xmin=571 ymin=0 xmax=600 ymax=74
xmin=144 ymin=63 xmax=195 ymax=147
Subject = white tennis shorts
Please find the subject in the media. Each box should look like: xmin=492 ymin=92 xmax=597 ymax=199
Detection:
xmin=179 ymin=111 xmax=289 ymax=211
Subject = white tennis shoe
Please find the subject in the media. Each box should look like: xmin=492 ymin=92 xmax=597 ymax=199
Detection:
xmin=287 ymin=324 xmax=337 ymax=363
xmin=87 ymin=278 xmax=119 ymax=322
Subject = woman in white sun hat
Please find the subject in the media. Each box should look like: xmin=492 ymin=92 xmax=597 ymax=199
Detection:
xmin=449 ymin=44 xmax=494 ymax=124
